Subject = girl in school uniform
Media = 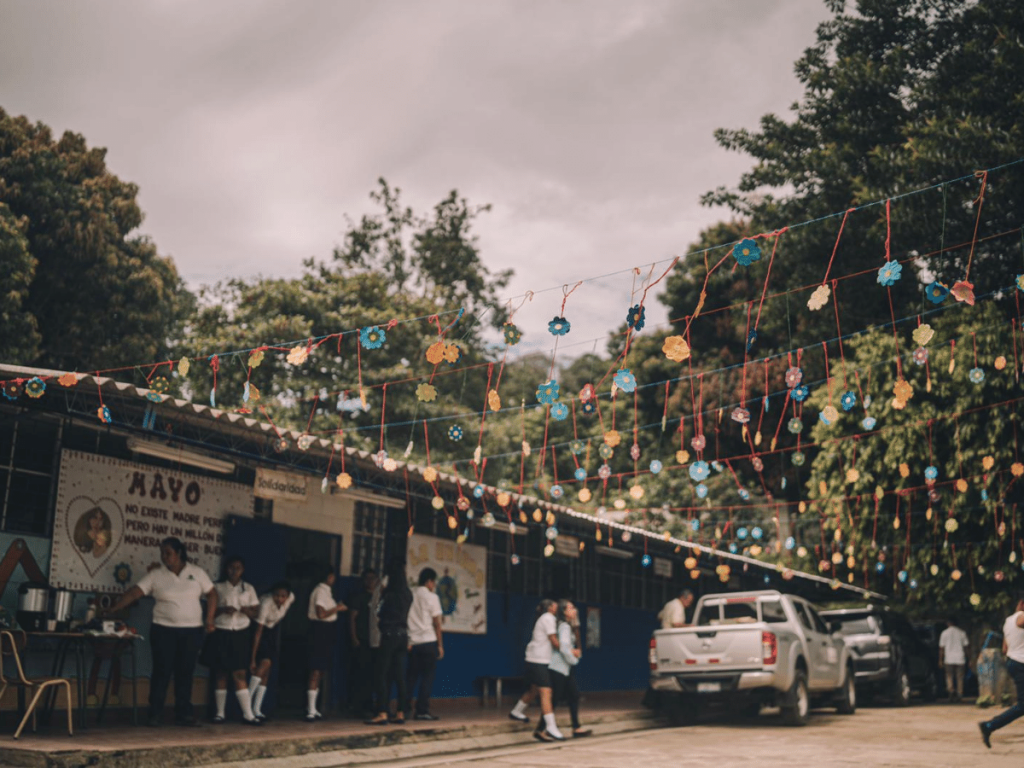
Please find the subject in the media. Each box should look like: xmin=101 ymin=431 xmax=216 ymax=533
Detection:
xmin=306 ymin=568 xmax=347 ymax=722
xmin=207 ymin=556 xmax=261 ymax=724
xmin=248 ymin=581 xmax=294 ymax=721
xmin=536 ymin=600 xmax=591 ymax=739
xmin=509 ymin=599 xmax=565 ymax=741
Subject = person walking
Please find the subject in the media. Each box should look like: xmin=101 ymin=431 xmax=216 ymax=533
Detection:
xmin=365 ymin=557 xmax=413 ymax=725
xmin=659 ymin=589 xmax=694 ymax=629
xmin=348 ymin=568 xmax=380 ymax=718
xmin=106 ymin=537 xmax=217 ymax=727
xmin=306 ymin=567 xmax=347 ymax=722
xmin=980 ymin=594 xmax=1024 ymax=748
xmin=207 ymin=556 xmax=261 ymax=724
xmin=939 ymin=617 xmax=970 ymax=703
xmin=406 ymin=567 xmax=444 ymax=720
xmin=509 ymin=599 xmax=565 ymax=741
xmin=248 ymin=581 xmax=294 ymax=721
xmin=535 ymin=600 xmax=590 ymax=740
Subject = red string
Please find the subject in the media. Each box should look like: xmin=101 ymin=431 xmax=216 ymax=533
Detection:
xmin=831 ymin=280 xmax=848 ymax=390
xmin=884 ymin=199 xmax=892 ymax=262
xmin=379 ymin=383 xmax=387 ymax=452
xmin=822 ymin=209 xmax=855 ymax=283
xmin=886 ymin=287 xmax=903 ymax=378
xmin=305 ymin=395 xmax=320 ymax=434
xmin=971 ymin=332 xmax=978 ymax=368
xmin=964 ymin=171 xmax=988 ymax=280
xmin=754 ymin=229 xmax=786 ymax=330
xmin=422 ymin=420 xmax=431 ymax=466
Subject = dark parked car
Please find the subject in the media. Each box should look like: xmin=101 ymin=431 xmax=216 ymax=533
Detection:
xmin=821 ymin=607 xmax=938 ymax=705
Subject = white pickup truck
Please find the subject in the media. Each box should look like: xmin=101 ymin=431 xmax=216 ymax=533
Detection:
xmin=649 ymin=590 xmax=856 ymax=725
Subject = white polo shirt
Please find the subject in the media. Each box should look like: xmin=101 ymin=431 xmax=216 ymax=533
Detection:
xmin=938 ymin=626 xmax=969 ymax=665
xmin=136 ymin=562 xmax=214 ymax=628
xmin=659 ymin=598 xmax=687 ymax=629
xmin=525 ymin=611 xmax=558 ymax=664
xmin=213 ymin=580 xmax=259 ymax=631
xmin=256 ymin=592 xmax=294 ymax=630
xmin=407 ymin=586 xmax=443 ymax=645
xmin=1005 ymin=612 xmax=1024 ymax=663
xmin=308 ymin=582 xmax=338 ymax=623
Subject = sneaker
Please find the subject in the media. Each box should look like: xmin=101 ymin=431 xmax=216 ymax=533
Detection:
xmin=980 ymin=722 xmax=992 ymax=749
xmin=414 ymin=712 xmax=439 ymax=721
xmin=509 ymin=711 xmax=529 ymax=722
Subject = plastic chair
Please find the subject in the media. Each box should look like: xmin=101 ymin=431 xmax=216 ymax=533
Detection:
xmin=0 ymin=630 xmax=74 ymax=739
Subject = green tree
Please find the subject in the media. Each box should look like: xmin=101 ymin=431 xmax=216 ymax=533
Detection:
xmin=0 ymin=108 xmax=192 ymax=371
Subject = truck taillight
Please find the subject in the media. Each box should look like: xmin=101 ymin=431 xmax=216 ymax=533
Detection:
xmin=649 ymin=637 xmax=658 ymax=670
xmin=762 ymin=631 xmax=777 ymax=665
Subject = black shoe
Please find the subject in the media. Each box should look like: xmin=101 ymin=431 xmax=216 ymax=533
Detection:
xmin=544 ymin=729 xmax=566 ymax=741
xmin=243 ymin=717 xmax=264 ymax=726
xmin=304 ymin=714 xmax=319 ymax=723
xmin=211 ymin=715 xmax=225 ymax=724
xmin=364 ymin=716 xmax=389 ymax=726
xmin=509 ymin=711 xmax=529 ymax=722
xmin=414 ymin=712 xmax=439 ymax=721
xmin=573 ymin=728 xmax=592 ymax=737
xmin=389 ymin=715 xmax=406 ymax=725
xmin=534 ymin=730 xmax=554 ymax=742
xmin=174 ymin=716 xmax=201 ymax=727
xmin=980 ymin=722 xmax=992 ymax=749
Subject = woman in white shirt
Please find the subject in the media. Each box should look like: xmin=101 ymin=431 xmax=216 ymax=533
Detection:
xmin=509 ymin=599 xmax=564 ymax=741
xmin=204 ymin=556 xmax=260 ymax=724
xmin=248 ymin=582 xmax=294 ymax=721
xmin=107 ymin=537 xmax=217 ymax=727
xmin=306 ymin=567 xmax=347 ymax=722
xmin=536 ymin=600 xmax=590 ymax=739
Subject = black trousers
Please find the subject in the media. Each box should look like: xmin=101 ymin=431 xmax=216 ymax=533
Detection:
xmin=349 ymin=643 xmax=378 ymax=713
xmin=551 ymin=668 xmax=581 ymax=729
xmin=405 ymin=641 xmax=439 ymax=715
xmin=374 ymin=630 xmax=408 ymax=714
xmin=986 ymin=659 xmax=1024 ymax=732
xmin=149 ymin=624 xmax=203 ymax=720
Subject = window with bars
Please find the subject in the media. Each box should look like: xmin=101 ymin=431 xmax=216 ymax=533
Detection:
xmin=351 ymin=500 xmax=388 ymax=575
xmin=0 ymin=417 xmax=59 ymax=537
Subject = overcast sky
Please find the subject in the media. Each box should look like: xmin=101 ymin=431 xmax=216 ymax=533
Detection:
xmin=1 ymin=0 xmax=830 ymax=358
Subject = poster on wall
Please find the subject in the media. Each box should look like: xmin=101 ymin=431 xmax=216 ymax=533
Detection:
xmin=407 ymin=533 xmax=487 ymax=634
xmin=586 ymin=607 xmax=601 ymax=648
xmin=50 ymin=450 xmax=255 ymax=593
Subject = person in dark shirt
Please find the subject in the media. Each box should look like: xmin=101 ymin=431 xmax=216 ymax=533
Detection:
xmin=348 ymin=568 xmax=379 ymax=718
xmin=365 ymin=558 xmax=412 ymax=725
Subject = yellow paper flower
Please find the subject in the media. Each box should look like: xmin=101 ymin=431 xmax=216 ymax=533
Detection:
xmin=1013 ymin=462 xmax=1024 ymax=477
xmin=423 ymin=466 xmax=438 ymax=483
xmin=982 ymin=455 xmax=995 ymax=471
xmin=431 ymin=496 xmax=444 ymax=510
xmin=286 ymin=345 xmax=309 ymax=365
xmin=383 ymin=458 xmax=397 ymax=472
xmin=995 ymin=356 xmax=1007 ymax=370
xmin=893 ymin=378 xmax=913 ymax=402
xmin=443 ymin=343 xmax=461 ymax=363
xmin=248 ymin=384 xmax=260 ymax=402
xmin=951 ymin=568 xmax=962 ymax=581
xmin=488 ymin=389 xmax=501 ymax=412
xmin=629 ymin=485 xmax=644 ymax=500
xmin=496 ymin=492 xmax=511 ymax=506
xmin=845 ymin=468 xmax=860 ymax=483
xmin=416 ymin=383 xmax=438 ymax=402
xmin=912 ymin=324 xmax=935 ymax=347
xmin=58 ymin=372 xmax=80 ymax=387
xmin=336 ymin=472 xmax=353 ymax=489
xmin=956 ymin=478 xmax=968 ymax=492
xmin=807 ymin=283 xmax=831 ymax=311
xmin=604 ymin=430 xmax=622 ymax=447
xmin=899 ymin=463 xmax=910 ymax=478
xmin=676 ymin=450 xmax=690 ymax=464
xmin=970 ymin=593 xmax=982 ymax=607
xmin=892 ymin=397 xmax=907 ymax=410
xmin=425 ymin=341 xmax=446 ymax=365
xmin=663 ymin=335 xmax=691 ymax=362
xmin=945 ymin=518 xmax=959 ymax=533
xmin=248 ymin=350 xmax=265 ymax=368
xmin=875 ymin=486 xmax=885 ymax=500
xmin=178 ymin=357 xmax=191 ymax=376
xmin=822 ymin=405 xmax=839 ymax=422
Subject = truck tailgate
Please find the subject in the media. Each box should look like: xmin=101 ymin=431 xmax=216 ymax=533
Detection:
xmin=655 ymin=624 xmax=766 ymax=673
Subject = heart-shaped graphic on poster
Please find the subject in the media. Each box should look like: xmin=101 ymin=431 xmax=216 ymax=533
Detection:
xmin=64 ymin=496 xmax=123 ymax=578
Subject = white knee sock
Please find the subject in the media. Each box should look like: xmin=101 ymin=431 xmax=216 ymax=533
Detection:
xmin=252 ymin=685 xmax=267 ymax=717
xmin=248 ymin=675 xmax=261 ymax=698
xmin=236 ymin=688 xmax=255 ymax=721
xmin=215 ymin=689 xmax=228 ymax=719
xmin=543 ymin=712 xmax=564 ymax=738
xmin=511 ymin=699 xmax=527 ymax=716
xmin=307 ymin=689 xmax=318 ymax=717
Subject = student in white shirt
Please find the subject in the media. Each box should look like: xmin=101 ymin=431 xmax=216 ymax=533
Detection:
xmin=535 ymin=600 xmax=590 ymax=739
xmin=509 ymin=599 xmax=564 ymax=741
xmin=305 ymin=567 xmax=347 ymax=722
xmin=658 ymin=589 xmax=694 ymax=629
xmin=248 ymin=582 xmax=294 ymax=721
xmin=106 ymin=537 xmax=217 ymax=727
xmin=938 ymin=617 xmax=970 ymax=702
xmin=204 ymin=556 xmax=261 ymax=724
xmin=981 ymin=594 xmax=1024 ymax=748
xmin=405 ymin=567 xmax=444 ymax=720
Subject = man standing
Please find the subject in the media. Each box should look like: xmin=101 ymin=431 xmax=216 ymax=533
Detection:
xmin=348 ymin=568 xmax=379 ymax=718
xmin=938 ymin=617 xmax=969 ymax=703
xmin=406 ymin=567 xmax=444 ymax=720
xmin=980 ymin=594 xmax=1024 ymax=748
xmin=659 ymin=589 xmax=694 ymax=629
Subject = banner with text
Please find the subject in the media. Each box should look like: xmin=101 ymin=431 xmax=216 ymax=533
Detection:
xmin=407 ymin=534 xmax=487 ymax=635
xmin=50 ymin=450 xmax=255 ymax=593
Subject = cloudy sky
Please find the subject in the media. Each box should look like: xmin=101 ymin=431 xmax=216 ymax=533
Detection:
xmin=1 ymin=0 xmax=829 ymax=356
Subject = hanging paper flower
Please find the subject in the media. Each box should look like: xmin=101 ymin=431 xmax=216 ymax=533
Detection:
xmin=691 ymin=434 xmax=706 ymax=452
xmin=97 ymin=405 xmax=112 ymax=424
xmin=422 ymin=467 xmax=438 ymax=483
xmin=273 ymin=437 xmax=289 ymax=453
xmin=146 ymin=392 xmax=162 ymax=403
xmin=695 ymin=483 xmax=709 ymax=499
xmin=969 ymin=367 xmax=985 ymax=384
xmin=574 ymin=467 xmax=588 ymax=482
xmin=945 ymin=518 xmax=959 ymax=533
xmin=484 ymin=389 xmax=500 ymax=412
xmin=536 ymin=379 xmax=560 ymax=404
xmin=630 ymin=443 xmax=641 ymax=461
xmin=791 ymin=385 xmax=810 ymax=403
xmin=598 ymin=463 xmax=612 ymax=480
xmin=447 ymin=425 xmax=463 ymax=441
xmin=2 ymin=381 xmax=24 ymax=400
xmin=807 ymin=284 xmax=831 ymax=311
xmin=598 ymin=443 xmax=614 ymax=459
xmin=711 ymin=460 xmax=723 ymax=473
xmin=626 ymin=304 xmax=646 ymax=331
xmin=925 ymin=281 xmax=949 ymax=304
xmin=581 ymin=400 xmax=597 ymax=415
xmin=360 ymin=326 xmax=386 ymax=349
xmin=382 ymin=457 xmax=397 ymax=472
xmin=604 ymin=430 xmax=622 ymax=448
xmin=846 ymin=468 xmax=860 ymax=484
xmin=787 ymin=417 xmax=803 ymax=434
xmin=893 ymin=378 xmax=913 ymax=402
xmin=570 ymin=439 xmax=586 ymax=455
xmin=502 ymin=323 xmax=522 ymax=345
xmin=335 ymin=472 xmax=353 ymax=489
xmin=924 ymin=465 xmax=938 ymax=481
xmin=950 ymin=280 xmax=975 ymax=305
xmin=913 ymin=347 xmax=929 ymax=366
xmin=178 ymin=357 xmax=191 ymax=376
xmin=820 ymin=405 xmax=839 ymax=424
xmin=649 ymin=460 xmax=663 ymax=474
xmin=663 ymin=335 xmax=691 ymax=362
xmin=25 ymin=377 xmax=46 ymax=399
xmin=457 ymin=496 xmax=471 ymax=511
xmin=785 ymin=367 xmax=803 ymax=388
xmin=551 ymin=402 xmax=569 ymax=421
xmin=731 ymin=407 xmax=751 ymax=424
xmin=996 ymin=356 xmax=1007 ymax=370
xmin=839 ymin=391 xmax=856 ymax=412
xmin=751 ymin=457 xmax=764 ymax=472
xmin=287 ymin=345 xmax=309 ymax=365
xmin=471 ymin=484 xmax=485 ymax=499
xmin=248 ymin=349 xmax=265 ymax=369
xmin=57 ymin=372 xmax=80 ymax=388
xmin=612 ymin=368 xmax=637 ymax=393
xmin=548 ymin=316 xmax=571 ymax=335
xmin=629 ymin=484 xmax=644 ymax=500
xmin=1013 ymin=462 xmax=1024 ymax=477
xmin=912 ymin=324 xmax=935 ymax=347
xmin=876 ymin=261 xmax=902 ymax=286
xmin=792 ymin=451 xmax=806 ymax=467
xmin=899 ymin=462 xmax=911 ymax=478
xmin=297 ymin=435 xmax=315 ymax=451
xmin=732 ymin=238 xmax=762 ymax=266
xmin=425 ymin=341 xmax=446 ymax=365
xmin=443 ymin=343 xmax=462 ymax=364
xmin=676 ymin=449 xmax=690 ymax=464
xmin=689 ymin=461 xmax=710 ymax=482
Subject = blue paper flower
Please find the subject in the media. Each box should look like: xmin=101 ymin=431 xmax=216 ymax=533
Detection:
xmin=877 ymin=261 xmax=902 ymax=286
xmin=570 ymin=439 xmax=586 ymax=455
xmin=862 ymin=416 xmax=877 ymax=430
xmin=642 ymin=554 xmax=652 ymax=567
xmin=791 ymin=385 xmax=810 ymax=403
xmin=548 ymin=316 xmax=571 ymax=336
xmin=875 ymin=562 xmax=886 ymax=574
xmin=613 ymin=369 xmax=637 ymax=393
xmin=819 ymin=411 xmax=832 ymax=426
xmin=25 ymin=377 xmax=46 ymax=399
xmin=925 ymin=281 xmax=949 ymax=304
xmin=924 ymin=465 xmax=938 ymax=481
xmin=695 ymin=483 xmax=708 ymax=499
xmin=581 ymin=400 xmax=597 ymax=415
xmin=969 ymin=367 xmax=985 ymax=384
xmin=360 ymin=326 xmax=386 ymax=349
xmin=574 ymin=467 xmax=587 ymax=482
xmin=792 ymin=451 xmax=806 ymax=466
xmin=729 ymin=543 xmax=738 ymax=553
xmin=690 ymin=519 xmax=701 ymax=532
xmin=840 ymin=391 xmax=857 ymax=412
xmin=689 ymin=460 xmax=710 ymax=482
xmin=473 ymin=484 xmax=485 ymax=498
xmin=551 ymin=402 xmax=569 ymax=421
xmin=448 ymin=425 xmax=464 ymax=441
xmin=737 ymin=527 xmax=749 ymax=540
xmin=626 ymin=304 xmax=646 ymax=331
xmin=784 ymin=536 xmax=795 ymax=550
xmin=550 ymin=485 xmax=564 ymax=500
xmin=649 ymin=460 xmax=663 ymax=474
xmin=751 ymin=526 xmax=763 ymax=540
xmin=738 ymin=488 xmax=751 ymax=500
xmin=898 ymin=570 xmax=908 ymax=583
xmin=733 ymin=238 xmax=762 ymax=266
xmin=788 ymin=418 xmax=803 ymax=434
xmin=98 ymin=405 xmax=112 ymax=424
xmin=536 ymin=379 xmax=560 ymax=404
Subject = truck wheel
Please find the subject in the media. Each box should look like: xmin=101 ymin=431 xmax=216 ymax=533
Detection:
xmin=891 ymin=666 xmax=910 ymax=707
xmin=664 ymin=693 xmax=696 ymax=727
xmin=781 ymin=670 xmax=810 ymax=727
xmin=836 ymin=666 xmax=856 ymax=714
